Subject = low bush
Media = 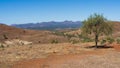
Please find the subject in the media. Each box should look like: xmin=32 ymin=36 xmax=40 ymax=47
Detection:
xmin=82 ymin=37 xmax=93 ymax=43
xmin=116 ymin=38 xmax=120 ymax=44
xmin=100 ymin=39 xmax=106 ymax=45
xmin=0 ymin=44 xmax=4 ymax=48
xmin=65 ymin=34 xmax=75 ymax=39
xmin=51 ymin=40 xmax=58 ymax=44
xmin=106 ymin=37 xmax=115 ymax=44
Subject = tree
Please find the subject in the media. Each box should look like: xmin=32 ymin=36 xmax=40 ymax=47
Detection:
xmin=82 ymin=13 xmax=113 ymax=48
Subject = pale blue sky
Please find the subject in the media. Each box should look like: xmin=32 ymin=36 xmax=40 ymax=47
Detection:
xmin=0 ymin=0 xmax=120 ymax=25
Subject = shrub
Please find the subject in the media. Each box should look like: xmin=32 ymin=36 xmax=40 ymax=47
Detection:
xmin=65 ymin=34 xmax=75 ymax=39
xmin=78 ymin=34 xmax=83 ymax=38
xmin=82 ymin=37 xmax=93 ymax=43
xmin=0 ymin=44 xmax=4 ymax=48
xmin=106 ymin=37 xmax=115 ymax=44
xmin=51 ymin=40 xmax=58 ymax=44
xmin=100 ymin=39 xmax=106 ymax=45
xmin=116 ymin=38 xmax=120 ymax=44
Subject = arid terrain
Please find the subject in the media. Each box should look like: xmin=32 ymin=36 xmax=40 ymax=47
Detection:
xmin=1 ymin=43 xmax=120 ymax=68
xmin=0 ymin=22 xmax=120 ymax=68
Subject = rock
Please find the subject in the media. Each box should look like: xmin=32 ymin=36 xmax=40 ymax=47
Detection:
xmin=4 ymin=39 xmax=33 ymax=46
xmin=0 ymin=43 xmax=8 ymax=48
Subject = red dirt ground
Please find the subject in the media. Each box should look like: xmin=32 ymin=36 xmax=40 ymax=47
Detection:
xmin=12 ymin=50 xmax=106 ymax=68
xmin=12 ymin=44 xmax=120 ymax=68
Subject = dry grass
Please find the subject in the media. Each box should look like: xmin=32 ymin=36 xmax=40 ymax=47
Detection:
xmin=0 ymin=42 xmax=101 ymax=63
xmin=0 ymin=42 xmax=118 ymax=68
xmin=52 ymin=52 xmax=120 ymax=68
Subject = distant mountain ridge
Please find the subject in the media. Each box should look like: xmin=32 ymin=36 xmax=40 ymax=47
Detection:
xmin=11 ymin=21 xmax=82 ymax=30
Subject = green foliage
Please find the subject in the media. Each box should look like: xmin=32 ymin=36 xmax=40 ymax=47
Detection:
xmin=82 ymin=13 xmax=113 ymax=36
xmin=101 ymin=37 xmax=115 ymax=44
xmin=82 ymin=37 xmax=93 ymax=43
xmin=116 ymin=38 xmax=120 ymax=44
xmin=79 ymin=34 xmax=93 ymax=43
xmin=51 ymin=40 xmax=58 ymax=44
xmin=100 ymin=39 xmax=106 ymax=45
xmin=78 ymin=34 xmax=82 ymax=38
xmin=82 ymin=13 xmax=113 ymax=47
xmin=0 ymin=44 xmax=4 ymax=48
xmin=106 ymin=37 xmax=115 ymax=44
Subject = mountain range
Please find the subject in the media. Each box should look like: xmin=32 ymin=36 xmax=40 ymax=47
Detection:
xmin=11 ymin=21 xmax=82 ymax=30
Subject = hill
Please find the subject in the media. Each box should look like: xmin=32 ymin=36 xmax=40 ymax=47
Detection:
xmin=112 ymin=21 xmax=120 ymax=37
xmin=0 ymin=24 xmax=68 ymax=44
xmin=11 ymin=21 xmax=82 ymax=30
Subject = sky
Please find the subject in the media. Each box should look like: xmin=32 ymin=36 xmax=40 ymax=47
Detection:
xmin=0 ymin=0 xmax=120 ymax=25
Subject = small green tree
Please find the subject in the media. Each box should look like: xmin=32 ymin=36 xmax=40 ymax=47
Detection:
xmin=82 ymin=13 xmax=113 ymax=48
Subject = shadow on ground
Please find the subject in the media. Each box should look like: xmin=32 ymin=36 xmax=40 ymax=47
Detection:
xmin=85 ymin=45 xmax=113 ymax=49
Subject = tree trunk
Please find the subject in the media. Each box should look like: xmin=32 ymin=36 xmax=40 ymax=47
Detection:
xmin=95 ymin=35 xmax=98 ymax=48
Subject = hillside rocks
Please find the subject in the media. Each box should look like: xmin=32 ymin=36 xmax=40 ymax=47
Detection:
xmin=4 ymin=39 xmax=32 ymax=46
xmin=0 ymin=39 xmax=32 ymax=48
xmin=0 ymin=43 xmax=8 ymax=48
